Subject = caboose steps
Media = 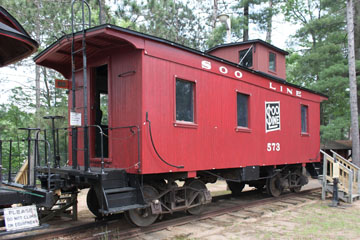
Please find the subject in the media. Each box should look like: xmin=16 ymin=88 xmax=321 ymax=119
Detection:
xmin=99 ymin=204 xmax=145 ymax=215
xmin=104 ymin=187 xmax=136 ymax=194
xmin=85 ymin=169 xmax=145 ymax=217
xmin=321 ymin=150 xmax=360 ymax=204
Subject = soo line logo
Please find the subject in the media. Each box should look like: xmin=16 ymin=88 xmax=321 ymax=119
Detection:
xmin=265 ymin=101 xmax=280 ymax=133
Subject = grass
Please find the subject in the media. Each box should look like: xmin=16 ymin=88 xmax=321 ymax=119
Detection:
xmin=173 ymin=234 xmax=194 ymax=240
xmin=266 ymin=202 xmax=360 ymax=239
xmin=164 ymin=199 xmax=360 ymax=240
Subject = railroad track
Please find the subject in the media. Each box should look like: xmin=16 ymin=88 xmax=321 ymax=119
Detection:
xmin=9 ymin=187 xmax=321 ymax=240
xmin=108 ymin=188 xmax=321 ymax=240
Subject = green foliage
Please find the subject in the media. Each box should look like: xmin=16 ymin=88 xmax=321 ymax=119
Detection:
xmin=206 ymin=0 xmax=282 ymax=48
xmin=115 ymin=0 xmax=206 ymax=49
xmin=283 ymin=0 xmax=356 ymax=142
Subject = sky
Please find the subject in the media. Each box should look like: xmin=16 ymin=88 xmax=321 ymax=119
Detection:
xmin=0 ymin=1 xmax=299 ymax=105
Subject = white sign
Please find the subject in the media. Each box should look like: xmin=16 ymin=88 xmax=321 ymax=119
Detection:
xmin=265 ymin=101 xmax=281 ymax=133
xmin=4 ymin=205 xmax=39 ymax=231
xmin=70 ymin=111 xmax=82 ymax=126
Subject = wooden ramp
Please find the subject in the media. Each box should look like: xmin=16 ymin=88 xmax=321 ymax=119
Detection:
xmin=14 ymin=160 xmax=28 ymax=185
xmin=321 ymin=150 xmax=360 ymax=203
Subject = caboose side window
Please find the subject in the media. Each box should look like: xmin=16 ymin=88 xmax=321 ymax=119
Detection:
xmin=237 ymin=93 xmax=249 ymax=128
xmin=301 ymin=105 xmax=308 ymax=133
xmin=269 ymin=52 xmax=276 ymax=72
xmin=239 ymin=48 xmax=253 ymax=68
xmin=176 ymin=79 xmax=194 ymax=122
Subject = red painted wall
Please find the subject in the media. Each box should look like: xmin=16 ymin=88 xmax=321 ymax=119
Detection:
xmin=140 ymin=39 xmax=322 ymax=174
xmin=67 ymin=46 xmax=143 ymax=171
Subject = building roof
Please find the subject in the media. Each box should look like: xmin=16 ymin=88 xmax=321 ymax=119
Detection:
xmin=0 ymin=6 xmax=38 ymax=67
xmin=206 ymin=39 xmax=289 ymax=55
xmin=321 ymin=140 xmax=352 ymax=150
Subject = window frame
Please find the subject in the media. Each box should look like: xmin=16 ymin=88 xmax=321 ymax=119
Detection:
xmin=173 ymin=76 xmax=198 ymax=128
xmin=269 ymin=51 xmax=276 ymax=72
xmin=239 ymin=48 xmax=253 ymax=68
xmin=300 ymin=104 xmax=309 ymax=136
xmin=235 ymin=90 xmax=251 ymax=133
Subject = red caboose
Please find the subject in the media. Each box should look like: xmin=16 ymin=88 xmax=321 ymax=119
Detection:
xmin=35 ymin=24 xmax=326 ymax=226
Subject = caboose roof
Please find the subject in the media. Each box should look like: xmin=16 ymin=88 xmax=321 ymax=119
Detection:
xmin=0 ymin=6 xmax=38 ymax=67
xmin=34 ymin=24 xmax=326 ymax=98
xmin=206 ymin=39 xmax=289 ymax=55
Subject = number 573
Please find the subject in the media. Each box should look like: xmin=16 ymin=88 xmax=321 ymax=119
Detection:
xmin=267 ymin=143 xmax=280 ymax=151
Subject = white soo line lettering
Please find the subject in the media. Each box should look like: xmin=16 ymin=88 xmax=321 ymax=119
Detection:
xmin=200 ymin=61 xmax=301 ymax=97
xmin=201 ymin=60 xmax=243 ymax=79
xmin=269 ymin=82 xmax=302 ymax=97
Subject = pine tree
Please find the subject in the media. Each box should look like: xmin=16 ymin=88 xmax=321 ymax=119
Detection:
xmin=346 ymin=0 xmax=359 ymax=165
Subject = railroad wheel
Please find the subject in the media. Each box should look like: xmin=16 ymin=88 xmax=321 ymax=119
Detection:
xmin=87 ymin=187 xmax=101 ymax=217
xmin=226 ymin=181 xmax=245 ymax=196
xmin=266 ymin=174 xmax=283 ymax=197
xmin=291 ymin=186 xmax=302 ymax=193
xmin=125 ymin=185 xmax=159 ymax=227
xmin=290 ymin=169 xmax=302 ymax=193
xmin=185 ymin=179 xmax=207 ymax=215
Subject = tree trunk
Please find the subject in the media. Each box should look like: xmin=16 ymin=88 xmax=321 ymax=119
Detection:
xmin=347 ymin=0 xmax=360 ymax=166
xmin=354 ymin=1 xmax=360 ymax=60
xmin=42 ymin=67 xmax=51 ymax=108
xmin=99 ymin=0 xmax=106 ymax=24
xmin=35 ymin=0 xmax=41 ymax=113
xmin=265 ymin=0 xmax=273 ymax=42
xmin=212 ymin=0 xmax=218 ymax=29
xmin=243 ymin=1 xmax=249 ymax=41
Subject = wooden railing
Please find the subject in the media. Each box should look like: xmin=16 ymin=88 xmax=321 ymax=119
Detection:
xmin=321 ymin=150 xmax=360 ymax=203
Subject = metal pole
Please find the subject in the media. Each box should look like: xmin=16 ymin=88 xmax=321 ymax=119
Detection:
xmin=56 ymin=128 xmax=60 ymax=165
xmin=34 ymin=130 xmax=41 ymax=187
xmin=71 ymin=0 xmax=78 ymax=170
xmin=44 ymin=129 xmax=47 ymax=166
xmin=46 ymin=140 xmax=51 ymax=191
xmin=27 ymin=130 xmax=31 ymax=186
xmin=82 ymin=0 xmax=90 ymax=172
xmin=51 ymin=118 xmax=57 ymax=168
xmin=100 ymin=126 xmax=104 ymax=174
xmin=32 ymin=136 xmax=37 ymax=187
xmin=329 ymin=177 xmax=339 ymax=207
xmin=8 ymin=140 xmax=12 ymax=183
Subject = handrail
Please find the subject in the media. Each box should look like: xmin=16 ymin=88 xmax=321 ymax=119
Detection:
xmin=60 ymin=125 xmax=104 ymax=173
xmin=0 ymin=136 xmax=53 ymax=190
xmin=50 ymin=124 xmax=141 ymax=174
xmin=330 ymin=149 xmax=360 ymax=170
xmin=320 ymin=149 xmax=360 ymax=203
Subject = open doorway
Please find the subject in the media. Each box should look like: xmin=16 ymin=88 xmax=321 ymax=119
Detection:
xmin=93 ymin=64 xmax=109 ymax=158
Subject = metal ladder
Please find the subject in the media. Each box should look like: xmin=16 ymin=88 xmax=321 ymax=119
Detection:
xmin=70 ymin=0 xmax=91 ymax=171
